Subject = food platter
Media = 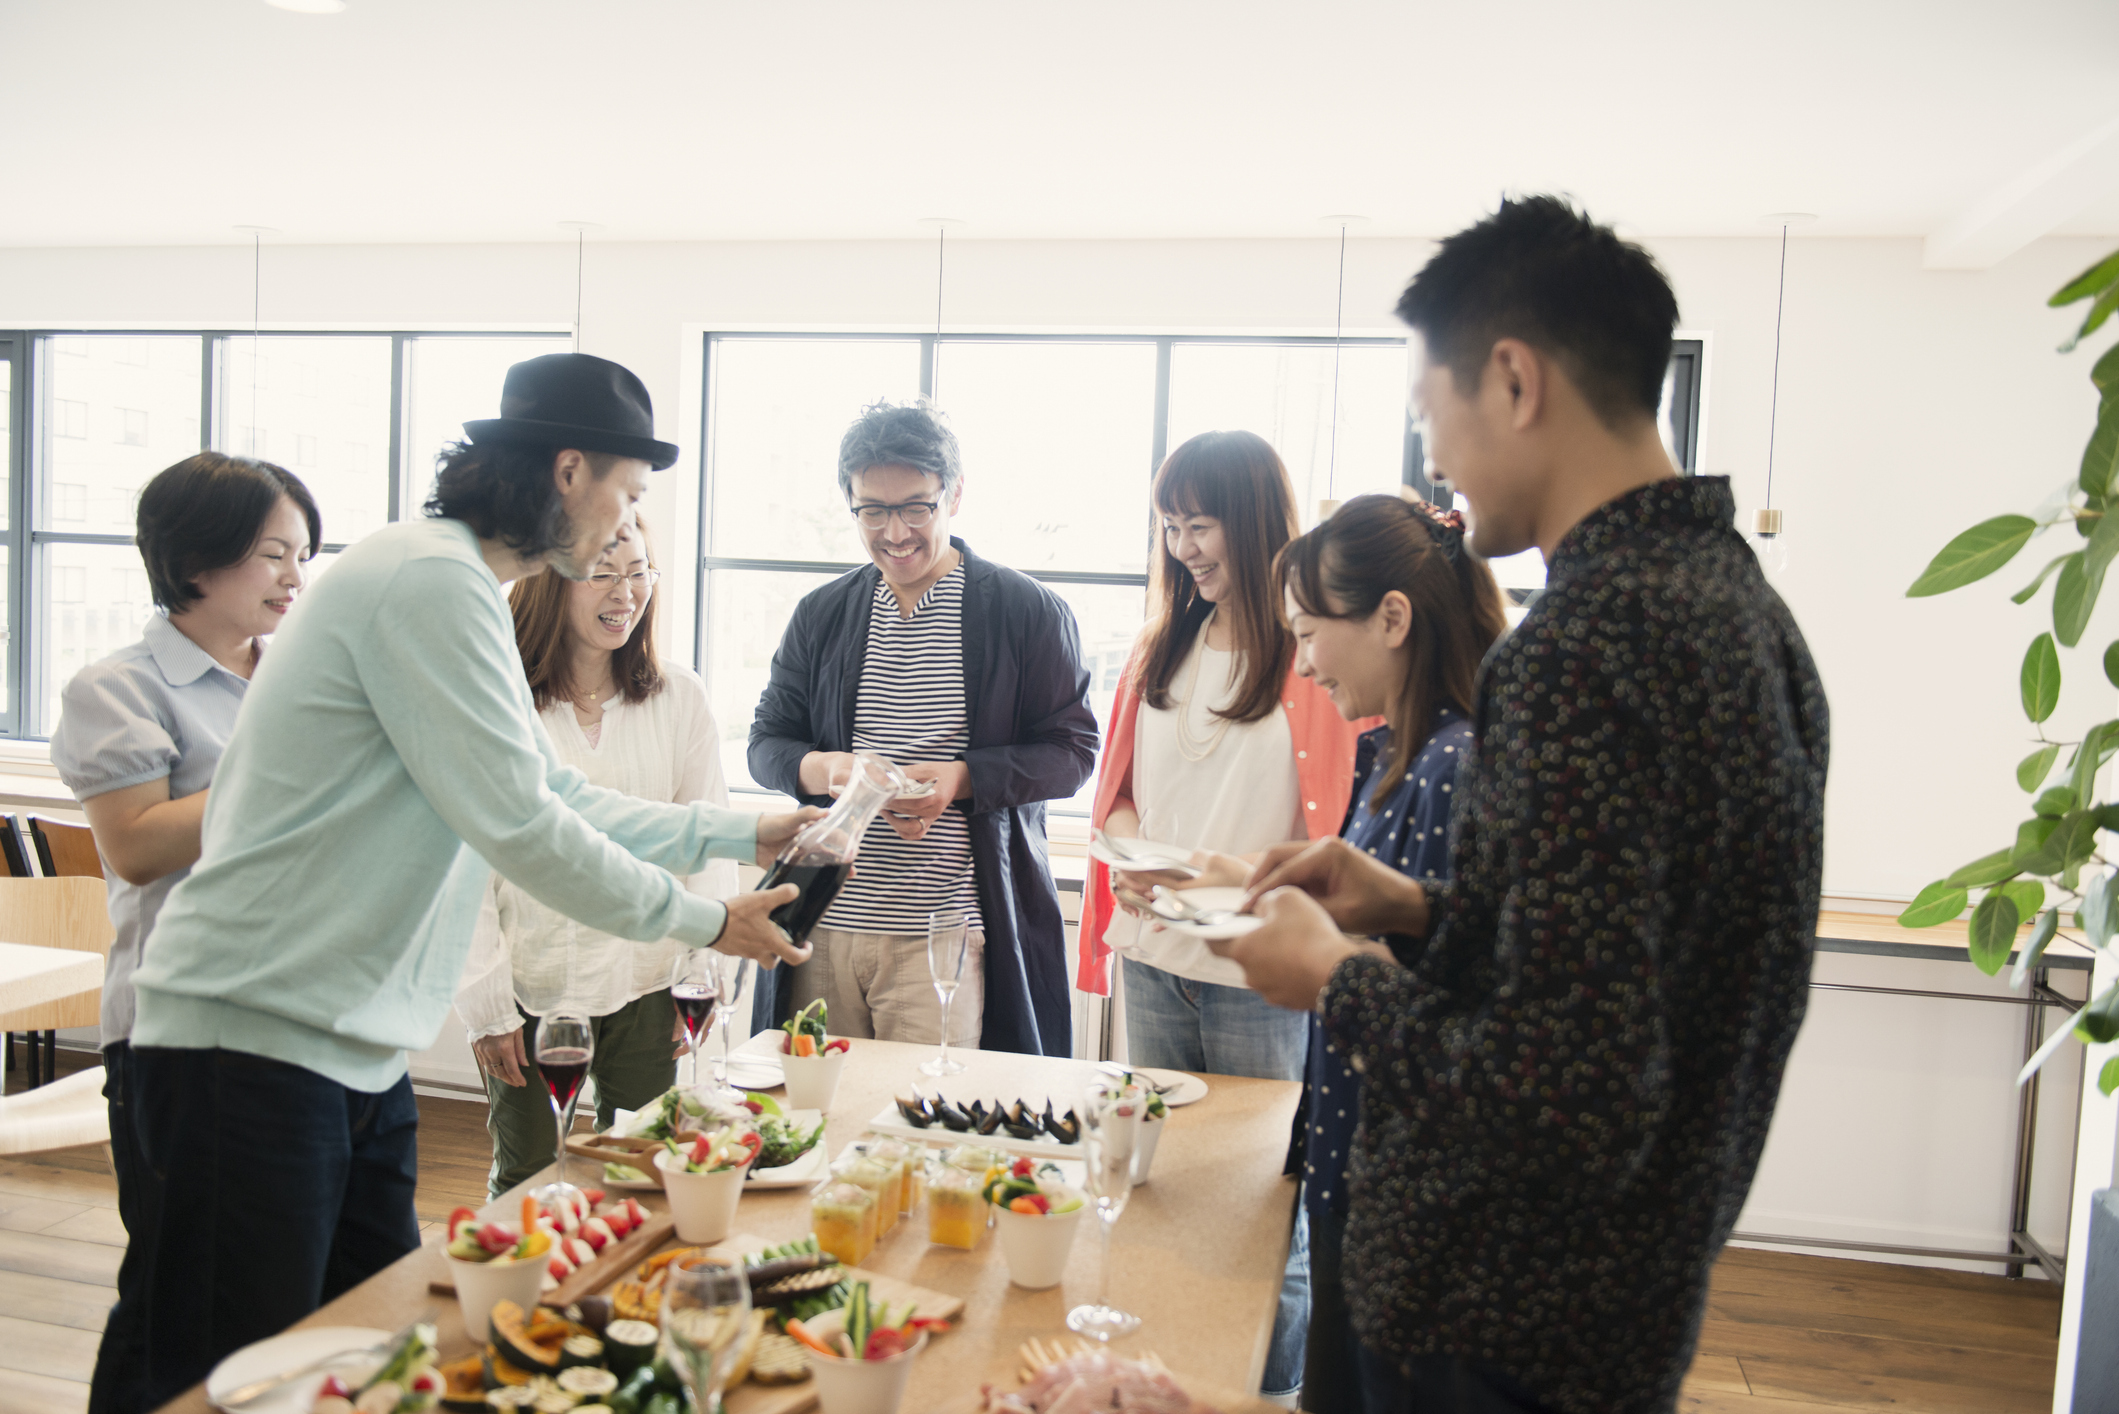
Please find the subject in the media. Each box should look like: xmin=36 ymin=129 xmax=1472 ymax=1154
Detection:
xmin=205 ymin=1326 xmax=390 ymax=1413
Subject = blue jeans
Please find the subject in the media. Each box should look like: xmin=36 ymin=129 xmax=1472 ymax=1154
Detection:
xmin=132 ymin=1047 xmax=420 ymax=1411
xmin=86 ymin=1041 xmax=147 ymax=1414
xmin=1123 ymin=958 xmax=1309 ymax=1396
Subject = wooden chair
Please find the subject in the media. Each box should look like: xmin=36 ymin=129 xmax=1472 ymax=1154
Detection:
xmin=27 ymin=816 xmax=103 ymax=880
xmin=0 ymin=878 xmax=114 ymax=1089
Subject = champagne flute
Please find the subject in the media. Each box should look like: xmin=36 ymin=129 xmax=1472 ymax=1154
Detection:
xmin=711 ymin=952 xmax=753 ymax=1102
xmin=662 ymin=1260 xmax=752 ymax=1414
xmin=532 ymin=1010 xmax=594 ymax=1212
xmin=1066 ymin=1079 xmax=1144 ymax=1341
xmin=669 ymin=951 xmax=719 ymax=1091
xmin=922 ymin=910 xmax=970 ymax=1076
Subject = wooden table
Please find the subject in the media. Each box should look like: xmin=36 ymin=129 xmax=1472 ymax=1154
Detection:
xmin=0 ymin=939 xmax=103 ymax=1014
xmin=156 ymin=1040 xmax=1298 ymax=1413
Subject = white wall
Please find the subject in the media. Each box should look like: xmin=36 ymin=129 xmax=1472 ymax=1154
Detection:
xmin=8 ymin=231 xmax=2115 ymax=1273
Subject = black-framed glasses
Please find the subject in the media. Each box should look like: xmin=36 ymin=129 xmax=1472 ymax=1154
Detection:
xmin=587 ymin=569 xmax=661 ymax=592
xmin=851 ymin=501 xmax=940 ymax=529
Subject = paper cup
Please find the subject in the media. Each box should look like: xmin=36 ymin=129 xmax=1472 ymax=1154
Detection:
xmin=1130 ymin=1113 xmax=1164 ymax=1185
xmin=992 ymin=1202 xmax=1085 ymax=1289
xmin=781 ymin=1045 xmax=848 ymax=1111
xmin=804 ymin=1319 xmax=928 ymax=1414
xmin=654 ymin=1148 xmax=748 ymax=1244
xmin=444 ymin=1247 xmax=547 ymax=1342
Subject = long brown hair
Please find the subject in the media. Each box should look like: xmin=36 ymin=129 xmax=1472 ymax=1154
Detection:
xmin=1134 ymin=431 xmax=1299 ymax=724
xmin=510 ymin=518 xmax=665 ymax=712
xmin=1278 ymin=493 xmax=1506 ymax=796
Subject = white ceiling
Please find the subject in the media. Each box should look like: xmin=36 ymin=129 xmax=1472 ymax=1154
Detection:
xmin=7 ymin=0 xmax=2119 ymax=252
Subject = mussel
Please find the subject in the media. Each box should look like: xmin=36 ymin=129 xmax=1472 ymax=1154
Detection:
xmin=932 ymin=1096 xmax=975 ymax=1131
xmin=1049 ymin=1107 xmax=1082 ymax=1145
xmin=975 ymin=1101 xmax=1007 ymax=1136
xmin=895 ymin=1094 xmax=935 ymax=1128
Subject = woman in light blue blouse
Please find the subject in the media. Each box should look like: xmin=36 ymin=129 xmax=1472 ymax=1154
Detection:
xmin=49 ymin=451 xmax=319 ymax=1414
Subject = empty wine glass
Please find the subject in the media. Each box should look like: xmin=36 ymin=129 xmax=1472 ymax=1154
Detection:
xmin=670 ymin=951 xmax=719 ymax=1091
xmin=1067 ymin=1078 xmax=1144 ymax=1341
xmin=710 ymin=952 xmax=753 ymax=1102
xmin=532 ymin=1010 xmax=594 ymax=1212
xmin=922 ymin=910 xmax=970 ymax=1076
xmin=662 ymin=1260 xmax=752 ymax=1413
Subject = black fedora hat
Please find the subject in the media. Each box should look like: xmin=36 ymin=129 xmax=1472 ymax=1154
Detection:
xmin=463 ymin=352 xmax=680 ymax=470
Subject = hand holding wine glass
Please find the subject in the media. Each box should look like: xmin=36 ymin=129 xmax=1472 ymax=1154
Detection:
xmin=662 ymin=1261 xmax=752 ymax=1414
xmin=532 ymin=1010 xmax=594 ymax=1212
xmin=922 ymin=910 xmax=970 ymax=1077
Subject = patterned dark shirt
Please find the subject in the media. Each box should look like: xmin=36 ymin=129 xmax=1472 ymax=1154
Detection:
xmin=1320 ymin=476 xmax=1828 ymax=1414
xmin=1301 ymin=712 xmax=1468 ymax=1228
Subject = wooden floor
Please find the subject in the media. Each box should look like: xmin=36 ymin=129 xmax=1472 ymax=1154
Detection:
xmin=0 ymin=1046 xmax=2067 ymax=1414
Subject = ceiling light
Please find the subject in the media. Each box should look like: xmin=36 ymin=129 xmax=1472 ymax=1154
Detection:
xmin=265 ymin=0 xmax=346 ymax=13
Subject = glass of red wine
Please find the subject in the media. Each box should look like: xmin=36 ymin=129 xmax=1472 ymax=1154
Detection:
xmin=533 ymin=1010 xmax=594 ymax=1213
xmin=669 ymin=952 xmax=719 ymax=1092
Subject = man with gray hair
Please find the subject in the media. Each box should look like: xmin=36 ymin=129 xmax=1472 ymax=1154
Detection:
xmin=749 ymin=400 xmax=1098 ymax=1056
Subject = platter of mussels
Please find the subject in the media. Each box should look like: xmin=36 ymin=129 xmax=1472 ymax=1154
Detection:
xmin=865 ymin=1089 xmax=1087 ymax=1161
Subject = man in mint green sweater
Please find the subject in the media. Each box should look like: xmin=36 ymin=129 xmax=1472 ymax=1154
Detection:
xmin=118 ymin=354 xmax=813 ymax=1409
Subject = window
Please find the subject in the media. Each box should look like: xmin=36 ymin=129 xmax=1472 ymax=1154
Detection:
xmin=0 ymin=329 xmax=571 ymax=736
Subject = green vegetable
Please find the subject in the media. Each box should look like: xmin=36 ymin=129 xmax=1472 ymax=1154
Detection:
xmin=650 ymin=1355 xmax=683 ymax=1392
xmin=361 ymin=1320 xmax=437 ymax=1391
xmin=755 ymin=1115 xmax=826 ymax=1170
xmin=603 ymin=1162 xmax=650 ymax=1184
xmin=787 ymin=1278 xmax=851 ymax=1325
xmin=744 ymin=1090 xmax=784 ymax=1116
xmin=781 ymin=997 xmax=829 ymax=1046
xmin=846 ymin=1282 xmax=872 ymax=1358
xmin=608 ymin=1365 xmax=657 ymax=1414
xmin=642 ymin=1394 xmax=682 ymax=1414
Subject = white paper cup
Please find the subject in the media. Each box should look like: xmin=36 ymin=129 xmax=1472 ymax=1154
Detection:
xmin=804 ymin=1320 xmax=928 ymax=1414
xmin=781 ymin=1045 xmax=848 ymax=1112
xmin=1130 ymin=1113 xmax=1164 ymax=1185
xmin=992 ymin=1201 xmax=1085 ymax=1289
xmin=444 ymin=1247 xmax=547 ymax=1342
xmin=654 ymin=1148 xmax=748 ymax=1244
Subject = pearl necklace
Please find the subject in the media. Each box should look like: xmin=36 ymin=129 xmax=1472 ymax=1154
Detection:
xmin=1172 ymin=610 xmax=1236 ymax=763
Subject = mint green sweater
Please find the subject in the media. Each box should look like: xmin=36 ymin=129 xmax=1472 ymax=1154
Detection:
xmin=131 ymin=518 xmax=757 ymax=1091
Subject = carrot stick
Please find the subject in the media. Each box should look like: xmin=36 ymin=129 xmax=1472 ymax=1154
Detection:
xmin=785 ymin=1318 xmax=837 ymax=1357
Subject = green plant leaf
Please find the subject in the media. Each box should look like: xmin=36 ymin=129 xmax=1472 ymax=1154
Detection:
xmin=2021 ymin=634 xmax=2062 ymax=722
xmin=1898 ymin=881 xmax=1969 ymax=928
xmin=1999 ymin=879 xmax=2045 ymax=920
xmin=2064 ymin=811 xmax=2102 ymax=867
xmin=1945 ymin=847 xmax=2020 ymax=889
xmin=2019 ymin=743 xmax=2062 ymax=791
xmin=1968 ymin=893 xmax=2021 ymax=976
xmin=2011 ymin=907 xmax=2061 ymax=988
xmin=2074 ymin=981 xmax=2119 ymax=1045
xmin=2013 ymin=553 xmax=2075 ymax=605
xmin=2053 ymin=249 xmax=2119 ymax=307
xmin=2033 ymin=785 xmax=2078 ymax=817
xmin=2098 ymin=803 xmax=2119 ymax=831
xmin=2066 ymin=283 xmax=2119 ymax=352
xmin=1907 ymin=516 xmax=2038 ymax=598
xmin=2097 ymin=343 xmax=2119 ymax=394
xmin=2055 ymin=552 xmax=2102 ymax=646
xmin=2101 ymin=1057 xmax=2119 ymax=1098
xmin=2013 ymin=813 xmax=2072 ymax=875
xmin=2065 ymin=857 xmax=2084 ymax=892
xmin=2083 ymin=869 xmax=2116 ymax=949
xmin=2084 ymin=400 xmax=2119 ymax=498
xmin=2074 ymin=721 xmax=2119 ymax=803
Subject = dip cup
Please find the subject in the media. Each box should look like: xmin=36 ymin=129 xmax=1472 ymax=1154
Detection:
xmin=803 ymin=1311 xmax=929 ymax=1414
xmin=654 ymin=1147 xmax=749 ymax=1244
xmin=925 ymin=1163 xmax=985 ymax=1250
xmin=992 ymin=1194 xmax=1086 ymax=1289
xmin=445 ymin=1246 xmax=546 ymax=1342
xmin=1130 ymin=1111 xmax=1164 ymax=1184
xmin=812 ymin=1179 xmax=879 ymax=1266
xmin=781 ymin=1043 xmax=847 ymax=1111
xmin=834 ymin=1150 xmax=900 ymax=1238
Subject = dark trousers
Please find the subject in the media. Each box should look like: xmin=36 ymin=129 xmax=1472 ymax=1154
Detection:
xmin=1359 ymin=1345 xmax=1562 ymax=1414
xmin=1300 ymin=1206 xmax=1360 ymax=1413
xmin=131 ymin=1046 xmax=420 ymax=1411
xmin=86 ymin=1041 xmax=147 ymax=1414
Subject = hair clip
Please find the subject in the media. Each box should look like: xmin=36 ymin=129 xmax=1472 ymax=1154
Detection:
xmin=1407 ymin=497 xmax=1466 ymax=561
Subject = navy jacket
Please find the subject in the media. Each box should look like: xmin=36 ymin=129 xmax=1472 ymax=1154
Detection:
xmin=747 ymin=538 xmax=1098 ymax=1057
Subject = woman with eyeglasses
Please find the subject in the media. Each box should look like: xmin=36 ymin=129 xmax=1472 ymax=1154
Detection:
xmin=454 ymin=520 xmax=740 ymax=1197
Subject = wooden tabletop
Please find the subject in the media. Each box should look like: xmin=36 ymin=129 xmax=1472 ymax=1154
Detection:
xmin=1813 ymin=908 xmax=2099 ymax=971
xmin=0 ymin=940 xmax=102 ymax=1014
xmin=155 ymin=1039 xmax=1299 ymax=1413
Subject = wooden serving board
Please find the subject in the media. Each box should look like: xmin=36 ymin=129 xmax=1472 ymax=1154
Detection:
xmin=546 ymin=1206 xmax=677 ymax=1310
xmin=565 ymin=1131 xmax=677 ymax=1189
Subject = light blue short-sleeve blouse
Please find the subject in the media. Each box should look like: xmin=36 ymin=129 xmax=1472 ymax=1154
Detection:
xmin=48 ymin=613 xmax=250 ymax=1046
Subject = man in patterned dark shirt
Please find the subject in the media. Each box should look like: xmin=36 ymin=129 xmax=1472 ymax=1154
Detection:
xmin=1217 ymin=197 xmax=1829 ymax=1414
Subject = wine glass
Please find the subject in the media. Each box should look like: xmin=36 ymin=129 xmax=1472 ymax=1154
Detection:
xmin=670 ymin=951 xmax=719 ymax=1091
xmin=710 ymin=952 xmax=753 ymax=1102
xmin=1066 ymin=1079 xmax=1144 ymax=1341
xmin=921 ymin=910 xmax=970 ymax=1076
xmin=532 ymin=1010 xmax=594 ymax=1212
xmin=662 ymin=1260 xmax=752 ymax=1413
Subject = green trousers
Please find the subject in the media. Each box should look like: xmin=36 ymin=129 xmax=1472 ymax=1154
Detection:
xmin=483 ymin=988 xmax=678 ymax=1200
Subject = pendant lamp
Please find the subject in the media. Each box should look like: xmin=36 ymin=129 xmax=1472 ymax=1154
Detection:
xmin=1316 ymin=215 xmax=1367 ymax=525
xmin=1752 ymin=213 xmax=1814 ymax=574
xmin=558 ymin=222 xmax=601 ymax=351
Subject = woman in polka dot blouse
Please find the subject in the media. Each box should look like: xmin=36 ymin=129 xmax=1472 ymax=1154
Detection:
xmin=1275 ymin=492 xmax=1507 ymax=1412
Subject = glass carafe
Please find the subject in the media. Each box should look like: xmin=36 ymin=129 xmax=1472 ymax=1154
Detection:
xmin=756 ymin=753 xmax=908 ymax=943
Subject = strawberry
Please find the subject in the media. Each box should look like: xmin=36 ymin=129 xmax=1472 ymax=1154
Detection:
xmin=1011 ymin=1157 xmax=1034 ymax=1177
xmin=584 ymin=1189 xmax=606 ymax=1207
xmin=864 ymin=1327 xmax=908 ymax=1361
xmin=475 ymin=1222 xmax=516 ymax=1255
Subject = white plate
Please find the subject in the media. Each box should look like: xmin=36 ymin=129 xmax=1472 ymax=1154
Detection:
xmin=748 ymin=1142 xmax=829 ymax=1188
xmin=205 ymin=1325 xmax=390 ymax=1413
xmin=1087 ymin=835 xmax=1201 ymax=877
xmin=864 ymin=1098 xmax=1086 ymax=1162
xmin=1128 ymin=1067 xmax=1209 ymax=1107
xmin=1145 ymin=886 xmax=1262 ymax=942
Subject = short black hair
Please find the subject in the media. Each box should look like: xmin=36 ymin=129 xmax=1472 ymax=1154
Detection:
xmin=423 ymin=441 xmax=619 ymax=558
xmin=1396 ymin=195 xmax=1679 ymax=429
xmin=136 ymin=452 xmax=321 ymax=612
xmin=837 ymin=400 xmax=962 ymax=499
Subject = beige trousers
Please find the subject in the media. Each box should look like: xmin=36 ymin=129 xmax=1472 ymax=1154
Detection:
xmin=788 ymin=925 xmax=985 ymax=1047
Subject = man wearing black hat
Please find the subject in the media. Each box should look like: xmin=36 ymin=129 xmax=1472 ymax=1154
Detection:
xmin=115 ymin=354 xmax=818 ymax=1409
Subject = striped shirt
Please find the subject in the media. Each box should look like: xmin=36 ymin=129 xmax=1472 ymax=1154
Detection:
xmin=822 ymin=565 xmax=982 ymax=932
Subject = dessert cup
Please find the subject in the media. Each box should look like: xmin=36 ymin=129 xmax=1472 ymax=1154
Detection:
xmin=444 ymin=1246 xmax=546 ymax=1342
xmin=993 ymin=1200 xmax=1085 ymax=1289
xmin=781 ymin=1045 xmax=848 ymax=1111
xmin=654 ymin=1147 xmax=749 ymax=1244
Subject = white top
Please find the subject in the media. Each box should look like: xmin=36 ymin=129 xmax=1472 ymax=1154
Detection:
xmin=822 ymin=565 xmax=982 ymax=933
xmin=1104 ymin=619 xmax=1302 ymax=987
xmin=455 ymin=661 xmax=739 ymax=1039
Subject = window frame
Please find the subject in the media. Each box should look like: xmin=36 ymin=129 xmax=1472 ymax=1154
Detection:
xmin=0 ymin=327 xmax=571 ymax=739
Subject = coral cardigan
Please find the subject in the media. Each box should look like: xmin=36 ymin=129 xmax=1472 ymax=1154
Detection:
xmin=1076 ymin=657 xmax=1377 ymax=995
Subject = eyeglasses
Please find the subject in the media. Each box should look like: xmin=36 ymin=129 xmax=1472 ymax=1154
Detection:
xmin=587 ymin=569 xmax=661 ymax=592
xmin=851 ymin=501 xmax=940 ymax=530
